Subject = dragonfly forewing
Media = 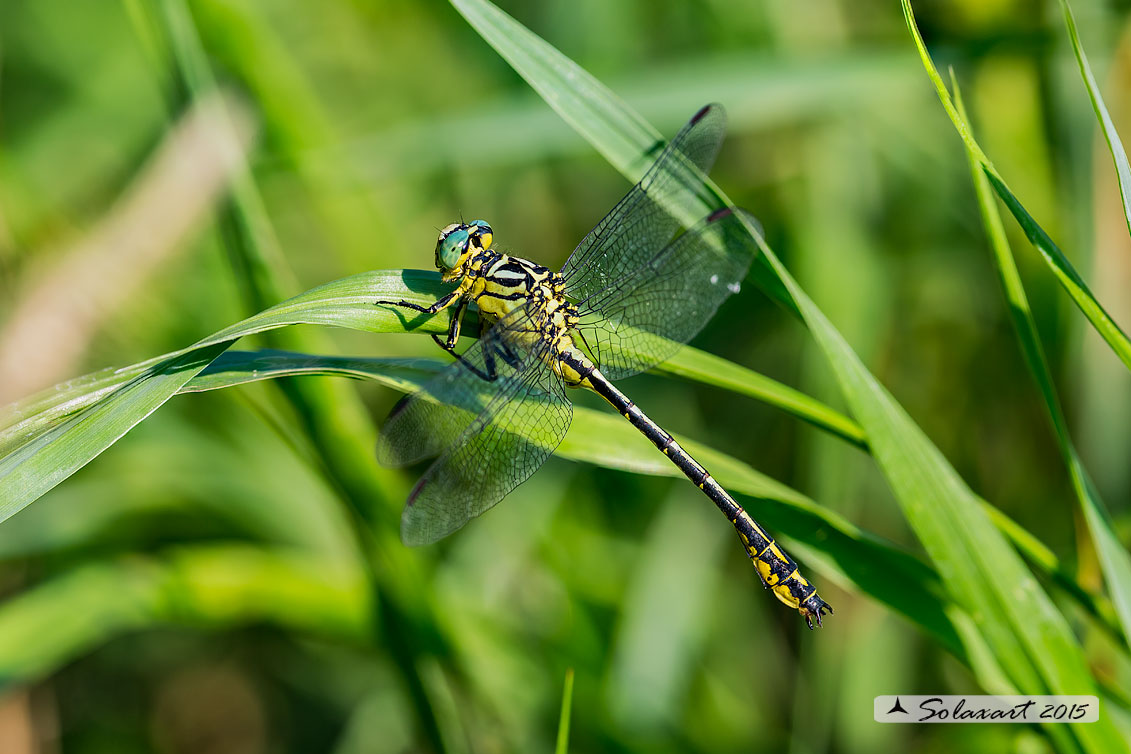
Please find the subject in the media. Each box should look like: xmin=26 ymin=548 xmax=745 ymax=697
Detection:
xmin=559 ymin=104 xmax=727 ymax=302
xmin=575 ymin=207 xmax=759 ymax=380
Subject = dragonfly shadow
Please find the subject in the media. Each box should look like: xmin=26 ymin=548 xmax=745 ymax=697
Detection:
xmin=374 ymin=270 xmax=458 ymax=332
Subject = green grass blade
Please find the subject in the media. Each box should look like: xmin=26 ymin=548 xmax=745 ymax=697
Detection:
xmin=12 ymin=335 xmax=1114 ymax=643
xmin=171 ymin=349 xmax=967 ymax=654
xmin=0 ymin=266 xmax=865 ymax=521
xmin=554 ymin=668 xmax=574 ymax=754
xmin=763 ymin=248 xmax=1118 ymax=752
xmin=11 ymin=339 xmax=970 ymax=653
xmin=445 ymin=1 xmax=1126 ymax=749
xmin=182 ymin=348 xmax=1124 ymax=650
xmin=0 ymin=343 xmax=230 ymax=523
xmin=1058 ymin=0 xmax=1131 ymax=242
xmin=902 ymin=0 xmax=1131 ymax=373
xmin=955 ymin=78 xmax=1131 ymax=649
xmin=660 ymin=347 xmax=867 ymax=449
xmin=0 ymin=270 xmax=445 ymax=520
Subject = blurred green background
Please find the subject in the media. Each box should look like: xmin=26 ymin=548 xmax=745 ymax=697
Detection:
xmin=2 ymin=0 xmax=1130 ymax=752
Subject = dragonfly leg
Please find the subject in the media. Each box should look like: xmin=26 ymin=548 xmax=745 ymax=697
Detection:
xmin=496 ymin=340 xmax=521 ymax=369
xmin=449 ymin=350 xmax=497 ymax=382
xmin=430 ymin=297 xmax=470 ymax=353
xmin=376 ymin=278 xmax=470 ymax=317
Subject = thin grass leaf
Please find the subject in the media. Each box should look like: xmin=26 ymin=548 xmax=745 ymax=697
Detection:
xmin=445 ymin=1 xmax=1126 ymax=749
xmin=173 ymin=349 xmax=965 ymax=655
xmin=447 ymin=0 xmax=796 ymax=316
xmin=0 ymin=268 xmax=864 ymax=519
xmin=0 ymin=270 xmax=447 ymax=519
xmin=902 ymin=0 xmax=1131 ymax=374
xmin=12 ymin=339 xmax=1113 ymax=643
xmin=1058 ymin=0 xmax=1131 ymax=242
xmin=955 ymin=78 xmax=1131 ymax=649
xmin=555 ymin=668 xmax=574 ymax=754
xmin=660 ymin=347 xmax=867 ymax=449
xmin=185 ymin=349 xmax=1125 ymax=653
xmin=0 ymin=343 xmax=229 ymax=523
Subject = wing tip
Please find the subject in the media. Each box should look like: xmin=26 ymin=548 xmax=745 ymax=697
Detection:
xmin=706 ymin=206 xmax=734 ymax=223
xmin=691 ymin=102 xmax=724 ymax=126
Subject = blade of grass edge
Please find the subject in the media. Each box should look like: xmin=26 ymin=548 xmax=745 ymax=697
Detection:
xmin=445 ymin=0 xmax=1124 ymax=749
xmin=754 ymin=226 xmax=1111 ymax=754
xmin=4 ymin=315 xmax=1119 ymax=648
xmin=901 ymin=0 xmax=1131 ymax=374
xmin=955 ymin=77 xmax=1131 ymax=649
xmin=445 ymin=0 xmax=797 ymax=317
xmin=1058 ymin=0 xmax=1131 ymax=243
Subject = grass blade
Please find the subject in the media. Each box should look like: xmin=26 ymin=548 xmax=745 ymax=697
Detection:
xmin=177 ymin=349 xmax=966 ymax=651
xmin=0 ymin=269 xmax=866 ymax=519
xmin=445 ymin=1 xmax=1127 ymax=749
xmin=1058 ymin=0 xmax=1131 ymax=242
xmin=0 ymin=343 xmax=230 ymax=522
xmin=0 ymin=270 xmax=446 ymax=520
xmin=955 ymin=78 xmax=1131 ymax=649
xmin=901 ymin=0 xmax=1131 ymax=373
xmin=186 ymin=348 xmax=1121 ymax=653
xmin=192 ymin=349 xmax=1119 ymax=653
xmin=555 ymin=669 xmax=574 ymax=754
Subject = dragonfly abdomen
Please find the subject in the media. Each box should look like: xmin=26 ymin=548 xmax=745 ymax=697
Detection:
xmin=584 ymin=366 xmax=832 ymax=628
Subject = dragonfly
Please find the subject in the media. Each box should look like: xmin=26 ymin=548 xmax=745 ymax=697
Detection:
xmin=375 ymin=104 xmax=832 ymax=627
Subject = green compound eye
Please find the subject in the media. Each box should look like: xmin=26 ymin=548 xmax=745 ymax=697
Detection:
xmin=436 ymin=228 xmax=470 ymax=270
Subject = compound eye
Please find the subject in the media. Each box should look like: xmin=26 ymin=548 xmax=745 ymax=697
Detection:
xmin=436 ymin=228 xmax=470 ymax=270
xmin=468 ymin=219 xmax=493 ymax=249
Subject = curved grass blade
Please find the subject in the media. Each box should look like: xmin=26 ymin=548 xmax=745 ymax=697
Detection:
xmin=1057 ymin=0 xmax=1131 ymax=242
xmin=192 ymin=344 xmax=1126 ymax=644
xmin=955 ymin=79 xmax=1131 ymax=649
xmin=0 ymin=270 xmax=864 ymax=518
xmin=0 ymin=270 xmax=451 ymax=520
xmin=163 ymin=349 xmax=966 ymax=655
xmin=445 ymin=1 xmax=1127 ymax=748
xmin=31 ymin=344 xmax=1112 ymax=658
xmin=902 ymin=0 xmax=1131 ymax=373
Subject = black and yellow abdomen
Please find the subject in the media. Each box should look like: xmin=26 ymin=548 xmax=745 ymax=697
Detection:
xmin=570 ymin=354 xmax=832 ymax=627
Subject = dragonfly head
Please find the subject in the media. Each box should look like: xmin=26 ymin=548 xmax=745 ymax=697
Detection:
xmin=435 ymin=220 xmax=493 ymax=281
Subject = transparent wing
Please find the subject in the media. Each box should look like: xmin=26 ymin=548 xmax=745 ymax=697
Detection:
xmin=575 ymin=207 xmax=759 ymax=380
xmin=559 ymin=104 xmax=727 ymax=302
xmin=376 ymin=307 xmax=573 ymax=545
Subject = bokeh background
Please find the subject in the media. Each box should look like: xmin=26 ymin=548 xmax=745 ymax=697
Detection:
xmin=2 ymin=0 xmax=1130 ymax=752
